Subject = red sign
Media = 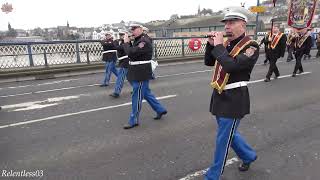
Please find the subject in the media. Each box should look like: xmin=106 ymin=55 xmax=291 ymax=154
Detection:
xmin=188 ymin=38 xmax=202 ymax=51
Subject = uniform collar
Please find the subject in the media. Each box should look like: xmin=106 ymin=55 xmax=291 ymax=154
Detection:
xmin=134 ymin=33 xmax=145 ymax=40
xmin=228 ymin=33 xmax=245 ymax=49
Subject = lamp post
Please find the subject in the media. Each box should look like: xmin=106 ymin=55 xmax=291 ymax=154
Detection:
xmin=254 ymin=0 xmax=260 ymax=40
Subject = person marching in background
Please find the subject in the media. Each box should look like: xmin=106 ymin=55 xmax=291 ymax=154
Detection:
xmin=264 ymin=25 xmax=287 ymax=82
xmin=292 ymin=28 xmax=312 ymax=77
xmin=110 ymin=31 xmax=132 ymax=98
xmin=100 ymin=32 xmax=119 ymax=87
xmin=122 ymin=24 xmax=167 ymax=129
xmin=286 ymin=30 xmax=296 ymax=62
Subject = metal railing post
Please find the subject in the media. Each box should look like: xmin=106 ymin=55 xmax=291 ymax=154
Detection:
xmin=27 ymin=44 xmax=34 ymax=67
xmin=86 ymin=47 xmax=90 ymax=64
xmin=181 ymin=39 xmax=185 ymax=57
xmin=43 ymin=48 xmax=48 ymax=68
xmin=75 ymin=42 xmax=81 ymax=63
xmin=154 ymin=42 xmax=158 ymax=59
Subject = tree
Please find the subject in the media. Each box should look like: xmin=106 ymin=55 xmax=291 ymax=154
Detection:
xmin=6 ymin=22 xmax=17 ymax=37
xmin=33 ymin=27 xmax=43 ymax=36
xmin=170 ymin=14 xmax=179 ymax=20
xmin=200 ymin=8 xmax=213 ymax=15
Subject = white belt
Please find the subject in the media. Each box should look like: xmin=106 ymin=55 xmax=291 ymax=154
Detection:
xmin=224 ymin=81 xmax=248 ymax=90
xmin=118 ymin=56 xmax=128 ymax=60
xmin=129 ymin=60 xmax=152 ymax=65
xmin=102 ymin=50 xmax=117 ymax=54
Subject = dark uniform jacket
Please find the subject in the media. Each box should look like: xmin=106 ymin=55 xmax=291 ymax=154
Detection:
xmin=259 ymin=35 xmax=268 ymax=53
xmin=317 ymin=34 xmax=320 ymax=49
xmin=265 ymin=33 xmax=287 ymax=60
xmin=295 ymin=35 xmax=312 ymax=57
xmin=124 ymin=33 xmax=153 ymax=81
xmin=204 ymin=34 xmax=260 ymax=118
xmin=116 ymin=39 xmax=130 ymax=68
xmin=101 ymin=39 xmax=118 ymax=62
xmin=286 ymin=33 xmax=296 ymax=48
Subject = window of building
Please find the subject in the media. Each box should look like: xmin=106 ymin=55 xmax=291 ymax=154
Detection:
xmin=200 ymin=27 xmax=209 ymax=32
xmin=182 ymin=28 xmax=190 ymax=32
xmin=191 ymin=27 xmax=199 ymax=32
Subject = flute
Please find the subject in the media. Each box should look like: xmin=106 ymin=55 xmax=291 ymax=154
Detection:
xmin=204 ymin=34 xmax=232 ymax=38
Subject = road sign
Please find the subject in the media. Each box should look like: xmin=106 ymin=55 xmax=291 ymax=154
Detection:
xmin=249 ymin=6 xmax=266 ymax=13
xmin=188 ymin=38 xmax=202 ymax=51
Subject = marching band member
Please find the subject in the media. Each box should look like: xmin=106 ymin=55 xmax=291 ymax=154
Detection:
xmin=264 ymin=25 xmax=287 ymax=82
xmin=316 ymin=32 xmax=320 ymax=58
xmin=110 ymin=31 xmax=131 ymax=98
xmin=122 ymin=24 xmax=167 ymax=129
xmin=292 ymin=28 xmax=312 ymax=77
xmin=204 ymin=11 xmax=259 ymax=180
xmin=303 ymin=28 xmax=313 ymax=60
xmin=286 ymin=30 xmax=296 ymax=62
xmin=100 ymin=32 xmax=119 ymax=87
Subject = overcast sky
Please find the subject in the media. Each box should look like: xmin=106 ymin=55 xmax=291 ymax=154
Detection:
xmin=0 ymin=0 xmax=258 ymax=31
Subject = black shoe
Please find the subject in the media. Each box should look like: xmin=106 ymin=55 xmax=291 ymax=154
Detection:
xmin=292 ymin=73 xmax=296 ymax=77
xmin=123 ymin=123 xmax=139 ymax=129
xmin=238 ymin=163 xmax=251 ymax=172
xmin=238 ymin=156 xmax=257 ymax=172
xmin=0 ymin=106 xmax=1 ymax=110
xmin=274 ymin=75 xmax=279 ymax=79
xmin=109 ymin=93 xmax=119 ymax=98
xmin=154 ymin=111 xmax=167 ymax=120
xmin=99 ymin=84 xmax=108 ymax=87
xmin=264 ymin=78 xmax=271 ymax=82
xmin=297 ymin=70 xmax=304 ymax=74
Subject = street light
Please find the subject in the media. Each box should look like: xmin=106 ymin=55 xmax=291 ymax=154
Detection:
xmin=254 ymin=0 xmax=260 ymax=40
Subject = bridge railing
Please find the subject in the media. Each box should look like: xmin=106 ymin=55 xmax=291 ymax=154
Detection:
xmin=0 ymin=35 xmax=265 ymax=71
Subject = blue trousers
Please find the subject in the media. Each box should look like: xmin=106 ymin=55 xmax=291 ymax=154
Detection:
xmin=205 ymin=117 xmax=257 ymax=180
xmin=114 ymin=67 xmax=128 ymax=95
xmin=102 ymin=61 xmax=118 ymax=85
xmin=128 ymin=80 xmax=166 ymax=125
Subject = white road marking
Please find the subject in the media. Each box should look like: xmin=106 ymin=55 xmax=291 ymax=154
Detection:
xmin=0 ymin=79 xmax=78 ymax=90
xmin=0 ymin=94 xmax=177 ymax=129
xmin=157 ymin=70 xmax=212 ymax=78
xmin=248 ymin=71 xmax=311 ymax=84
xmin=2 ymin=95 xmax=82 ymax=112
xmin=0 ymin=58 xmax=306 ymax=98
xmin=0 ymin=84 xmax=100 ymax=98
xmin=179 ymin=157 xmax=239 ymax=180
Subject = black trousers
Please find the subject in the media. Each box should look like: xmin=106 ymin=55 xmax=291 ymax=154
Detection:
xmin=293 ymin=53 xmax=304 ymax=74
xmin=287 ymin=46 xmax=294 ymax=60
xmin=316 ymin=45 xmax=320 ymax=57
xmin=266 ymin=57 xmax=280 ymax=79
